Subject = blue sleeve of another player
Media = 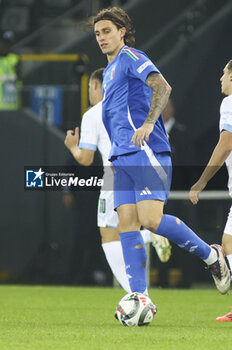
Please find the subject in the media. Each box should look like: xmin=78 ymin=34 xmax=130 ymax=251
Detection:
xmin=121 ymin=48 xmax=160 ymax=83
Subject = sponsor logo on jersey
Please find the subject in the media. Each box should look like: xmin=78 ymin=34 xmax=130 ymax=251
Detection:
xmin=140 ymin=187 xmax=152 ymax=196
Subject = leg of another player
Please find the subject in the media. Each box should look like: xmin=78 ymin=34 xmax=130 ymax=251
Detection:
xmin=117 ymin=203 xmax=148 ymax=295
xmin=100 ymin=226 xmax=131 ymax=293
xmin=215 ymin=233 xmax=232 ymax=321
xmin=222 ymin=233 xmax=232 ymax=278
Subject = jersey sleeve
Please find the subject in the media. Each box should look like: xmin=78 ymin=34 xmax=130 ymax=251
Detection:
xmin=79 ymin=109 xmax=98 ymax=150
xmin=121 ymin=48 xmax=160 ymax=83
xmin=220 ymin=97 xmax=232 ymax=133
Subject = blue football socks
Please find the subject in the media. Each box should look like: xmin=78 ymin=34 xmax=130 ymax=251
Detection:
xmin=120 ymin=231 xmax=147 ymax=294
xmin=155 ymin=214 xmax=211 ymax=260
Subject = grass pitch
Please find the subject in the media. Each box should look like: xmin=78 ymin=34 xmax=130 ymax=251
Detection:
xmin=0 ymin=285 xmax=231 ymax=350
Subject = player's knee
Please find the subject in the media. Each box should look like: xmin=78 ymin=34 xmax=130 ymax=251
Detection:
xmin=140 ymin=215 xmax=163 ymax=233
xmin=100 ymin=227 xmax=120 ymax=243
xmin=118 ymin=218 xmax=140 ymax=234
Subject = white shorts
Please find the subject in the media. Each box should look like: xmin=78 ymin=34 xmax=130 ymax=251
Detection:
xmin=224 ymin=205 xmax=232 ymax=236
xmin=97 ymin=190 xmax=118 ymax=228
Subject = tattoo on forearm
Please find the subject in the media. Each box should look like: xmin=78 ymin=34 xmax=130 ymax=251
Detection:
xmin=145 ymin=72 xmax=171 ymax=124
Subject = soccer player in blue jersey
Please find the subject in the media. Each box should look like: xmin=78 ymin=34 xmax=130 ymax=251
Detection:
xmin=65 ymin=68 xmax=170 ymax=293
xmin=93 ymin=7 xmax=230 ymax=297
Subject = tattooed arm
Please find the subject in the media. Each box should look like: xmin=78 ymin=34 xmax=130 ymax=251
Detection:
xmin=145 ymin=72 xmax=172 ymax=124
xmin=131 ymin=72 xmax=172 ymax=147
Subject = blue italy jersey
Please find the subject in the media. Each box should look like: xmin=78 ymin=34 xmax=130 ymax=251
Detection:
xmin=102 ymin=45 xmax=171 ymax=160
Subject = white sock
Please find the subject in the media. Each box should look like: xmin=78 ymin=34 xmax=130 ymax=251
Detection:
xmin=140 ymin=229 xmax=151 ymax=244
xmin=226 ymin=254 xmax=232 ymax=278
xmin=143 ymin=288 xmax=149 ymax=296
xmin=203 ymin=247 xmax=218 ymax=265
xmin=102 ymin=241 xmax=131 ymax=293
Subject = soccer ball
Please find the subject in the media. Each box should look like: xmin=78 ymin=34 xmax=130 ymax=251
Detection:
xmin=115 ymin=292 xmax=157 ymax=327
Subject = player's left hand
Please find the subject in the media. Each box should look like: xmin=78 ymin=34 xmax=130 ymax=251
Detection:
xmin=189 ymin=181 xmax=207 ymax=205
xmin=131 ymin=123 xmax=154 ymax=147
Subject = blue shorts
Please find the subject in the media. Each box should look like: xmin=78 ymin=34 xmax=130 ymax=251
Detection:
xmin=112 ymin=148 xmax=172 ymax=210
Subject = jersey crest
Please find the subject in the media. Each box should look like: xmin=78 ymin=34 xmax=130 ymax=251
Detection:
xmin=110 ymin=64 xmax=116 ymax=80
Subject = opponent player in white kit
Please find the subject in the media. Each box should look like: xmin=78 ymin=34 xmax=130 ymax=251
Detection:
xmin=65 ymin=68 xmax=171 ymax=293
xmin=189 ymin=59 xmax=232 ymax=320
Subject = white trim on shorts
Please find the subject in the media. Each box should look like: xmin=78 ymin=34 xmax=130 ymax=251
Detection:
xmin=97 ymin=190 xmax=118 ymax=228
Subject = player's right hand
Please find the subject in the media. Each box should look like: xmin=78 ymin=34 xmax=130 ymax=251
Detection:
xmin=131 ymin=123 xmax=154 ymax=147
xmin=189 ymin=187 xmax=200 ymax=205
xmin=64 ymin=127 xmax=79 ymax=151
xmin=189 ymin=180 xmax=206 ymax=204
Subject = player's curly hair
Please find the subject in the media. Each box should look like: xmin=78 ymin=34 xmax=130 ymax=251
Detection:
xmin=93 ymin=7 xmax=135 ymax=47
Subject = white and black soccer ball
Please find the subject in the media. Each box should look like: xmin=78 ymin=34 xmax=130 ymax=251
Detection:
xmin=115 ymin=292 xmax=157 ymax=327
